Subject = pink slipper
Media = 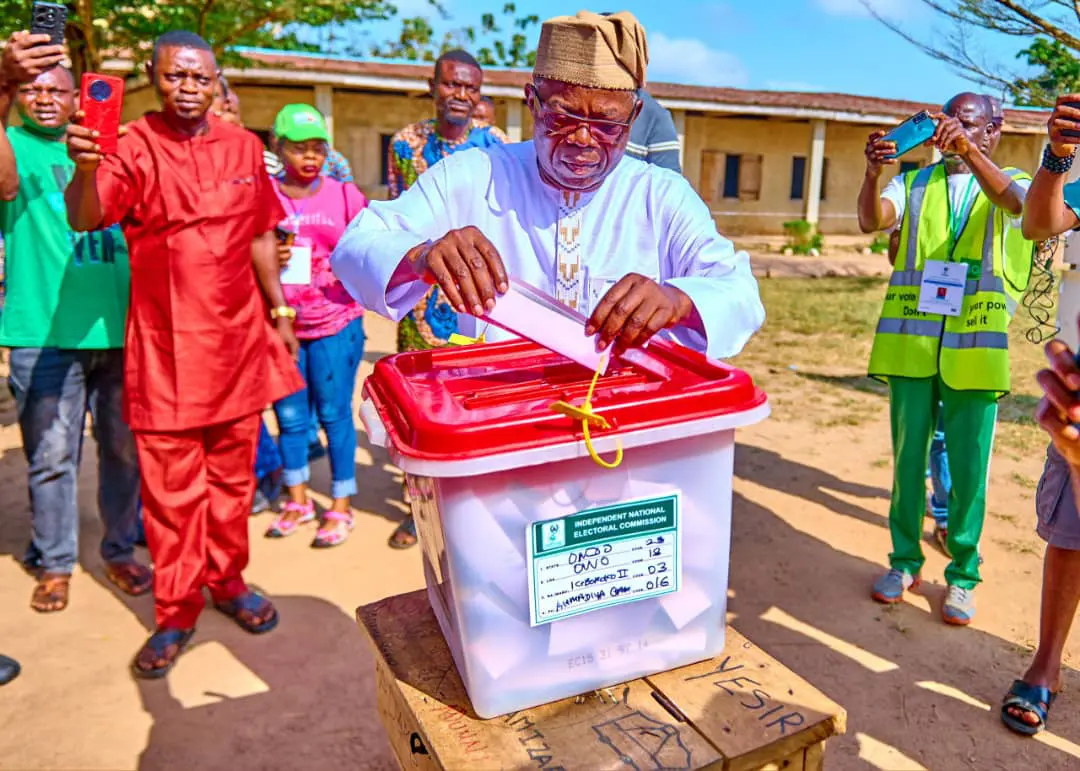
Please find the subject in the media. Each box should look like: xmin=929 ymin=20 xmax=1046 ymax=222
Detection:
xmin=312 ymin=510 xmax=354 ymax=549
xmin=265 ymin=500 xmax=316 ymax=538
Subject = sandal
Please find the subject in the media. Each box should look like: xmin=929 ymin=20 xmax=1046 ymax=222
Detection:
xmin=105 ymin=561 xmax=153 ymax=596
xmin=265 ymin=500 xmax=316 ymax=538
xmin=312 ymin=510 xmax=354 ymax=549
xmin=31 ymin=572 xmax=70 ymax=613
xmin=131 ymin=627 xmax=196 ymax=680
xmin=214 ymin=591 xmax=279 ymax=634
xmin=388 ymin=516 xmax=418 ymax=549
xmin=1002 ymin=679 xmax=1058 ymax=736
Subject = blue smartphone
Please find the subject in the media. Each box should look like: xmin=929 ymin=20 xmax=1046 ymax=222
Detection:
xmin=883 ymin=111 xmax=938 ymax=159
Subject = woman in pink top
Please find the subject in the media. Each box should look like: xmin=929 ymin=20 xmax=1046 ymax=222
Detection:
xmin=265 ymin=104 xmax=368 ymax=548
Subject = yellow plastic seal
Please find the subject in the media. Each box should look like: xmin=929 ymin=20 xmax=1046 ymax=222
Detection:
xmin=549 ymin=353 xmax=623 ymax=469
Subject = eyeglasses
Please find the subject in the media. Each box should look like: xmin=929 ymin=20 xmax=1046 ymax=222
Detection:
xmin=532 ymin=92 xmax=636 ymax=143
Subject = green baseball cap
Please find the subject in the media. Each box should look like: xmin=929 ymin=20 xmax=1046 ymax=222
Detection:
xmin=273 ymin=104 xmax=330 ymax=142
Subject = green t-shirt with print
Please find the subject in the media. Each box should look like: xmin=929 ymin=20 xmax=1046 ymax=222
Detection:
xmin=0 ymin=125 xmax=129 ymax=349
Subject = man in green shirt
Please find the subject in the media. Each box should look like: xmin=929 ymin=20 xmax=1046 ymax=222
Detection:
xmin=0 ymin=31 xmax=150 ymax=612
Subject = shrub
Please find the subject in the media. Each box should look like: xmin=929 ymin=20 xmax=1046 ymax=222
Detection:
xmin=782 ymin=219 xmax=824 ymax=255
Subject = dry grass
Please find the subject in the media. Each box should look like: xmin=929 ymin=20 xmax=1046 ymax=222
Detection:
xmin=740 ymin=276 xmax=1050 ymax=456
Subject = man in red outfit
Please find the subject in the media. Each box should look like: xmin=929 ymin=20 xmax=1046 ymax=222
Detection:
xmin=64 ymin=31 xmax=303 ymax=677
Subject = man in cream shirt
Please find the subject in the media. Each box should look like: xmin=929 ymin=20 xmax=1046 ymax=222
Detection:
xmin=332 ymin=10 xmax=763 ymax=362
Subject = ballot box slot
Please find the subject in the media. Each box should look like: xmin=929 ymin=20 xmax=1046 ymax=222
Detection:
xmin=460 ymin=370 xmax=651 ymax=409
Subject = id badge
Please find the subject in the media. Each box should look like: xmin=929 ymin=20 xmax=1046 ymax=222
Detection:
xmin=280 ymin=244 xmax=312 ymax=286
xmin=917 ymin=260 xmax=968 ymax=317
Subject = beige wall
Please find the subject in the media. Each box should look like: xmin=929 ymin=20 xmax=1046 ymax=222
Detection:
xmin=118 ymin=81 xmax=1046 ymax=236
xmin=687 ymin=112 xmax=1045 ymax=236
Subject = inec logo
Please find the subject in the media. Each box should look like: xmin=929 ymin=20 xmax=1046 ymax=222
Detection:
xmin=543 ymin=519 xmax=566 ymax=550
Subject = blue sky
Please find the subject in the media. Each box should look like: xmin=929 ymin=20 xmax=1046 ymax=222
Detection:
xmin=325 ymin=0 xmax=1037 ymax=105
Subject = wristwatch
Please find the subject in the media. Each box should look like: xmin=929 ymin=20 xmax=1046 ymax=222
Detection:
xmin=270 ymin=306 xmax=296 ymax=321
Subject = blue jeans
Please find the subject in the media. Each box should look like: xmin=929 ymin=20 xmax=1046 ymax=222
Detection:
xmin=272 ymin=317 xmax=364 ymax=500
xmin=928 ymin=408 xmax=952 ymax=526
xmin=7 ymin=347 xmax=140 ymax=574
xmin=254 ymin=419 xmax=283 ymax=480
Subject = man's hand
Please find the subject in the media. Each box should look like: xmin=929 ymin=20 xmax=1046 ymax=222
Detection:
xmin=276 ymin=317 xmax=300 ymax=361
xmin=929 ymin=113 xmax=972 ymax=157
xmin=276 ymin=243 xmax=291 ymax=268
xmin=586 ymin=274 xmax=693 ymax=354
xmin=410 ymin=226 xmax=508 ymax=316
xmin=864 ymin=129 xmax=897 ymax=176
xmin=1047 ymin=95 xmax=1080 ymax=158
xmin=1036 ymin=338 xmax=1080 ymax=468
xmin=1 ymin=32 xmax=66 ymax=87
xmin=66 ymin=111 xmax=105 ymax=171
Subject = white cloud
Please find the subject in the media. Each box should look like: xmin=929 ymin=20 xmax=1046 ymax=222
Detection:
xmin=649 ymin=32 xmax=749 ymax=88
xmin=814 ymin=0 xmax=912 ymax=21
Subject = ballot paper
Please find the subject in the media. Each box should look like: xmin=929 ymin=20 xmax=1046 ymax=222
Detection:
xmin=483 ymin=280 xmax=608 ymax=372
xmin=280 ymin=244 xmax=312 ymax=285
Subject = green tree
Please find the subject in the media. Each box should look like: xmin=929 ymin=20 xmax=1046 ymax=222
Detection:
xmin=1012 ymin=37 xmax=1080 ymax=106
xmin=863 ymin=0 xmax=1080 ymax=105
xmin=0 ymin=1 xmax=536 ymax=80
xmin=369 ymin=2 xmax=539 ymax=67
xmin=0 ymin=0 xmax=399 ymax=77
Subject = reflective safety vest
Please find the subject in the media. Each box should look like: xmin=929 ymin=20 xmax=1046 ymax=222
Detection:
xmin=868 ymin=163 xmax=1035 ymax=394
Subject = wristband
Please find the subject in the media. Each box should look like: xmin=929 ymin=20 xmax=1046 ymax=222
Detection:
xmin=270 ymin=306 xmax=296 ymax=321
xmin=1042 ymin=144 xmax=1075 ymax=175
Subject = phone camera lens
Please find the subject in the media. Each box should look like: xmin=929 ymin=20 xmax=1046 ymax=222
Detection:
xmin=89 ymin=80 xmax=112 ymax=102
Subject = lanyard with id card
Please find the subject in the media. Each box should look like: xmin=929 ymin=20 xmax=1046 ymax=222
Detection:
xmin=917 ymin=175 xmax=976 ymax=317
xmin=279 ymin=188 xmax=314 ymax=286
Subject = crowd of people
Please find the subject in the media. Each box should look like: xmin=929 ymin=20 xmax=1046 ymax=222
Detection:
xmin=0 ymin=3 xmax=1079 ymax=748
xmin=0 ymin=10 xmax=724 ymax=682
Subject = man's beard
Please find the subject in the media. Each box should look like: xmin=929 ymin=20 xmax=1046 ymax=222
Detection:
xmin=445 ymin=112 xmax=471 ymax=127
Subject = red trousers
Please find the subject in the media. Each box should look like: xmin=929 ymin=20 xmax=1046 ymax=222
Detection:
xmin=135 ymin=413 xmax=260 ymax=630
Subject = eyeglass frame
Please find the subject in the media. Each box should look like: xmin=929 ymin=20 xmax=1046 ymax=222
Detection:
xmin=526 ymin=84 xmax=639 ymax=144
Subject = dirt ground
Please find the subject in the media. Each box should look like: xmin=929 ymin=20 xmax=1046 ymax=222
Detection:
xmin=0 ymin=272 xmax=1078 ymax=770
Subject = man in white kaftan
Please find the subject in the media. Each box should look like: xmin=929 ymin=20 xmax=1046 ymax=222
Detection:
xmin=332 ymin=10 xmax=764 ymax=361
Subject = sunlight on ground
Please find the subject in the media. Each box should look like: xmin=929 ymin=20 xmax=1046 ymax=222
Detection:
xmin=856 ymin=732 xmax=927 ymax=770
xmin=167 ymin=641 xmax=270 ymax=709
xmin=917 ymin=680 xmax=1080 ymax=761
xmin=760 ymin=606 xmax=898 ymax=673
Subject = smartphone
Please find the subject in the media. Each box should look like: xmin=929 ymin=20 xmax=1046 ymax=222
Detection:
xmin=30 ymin=1 xmax=66 ymax=46
xmin=79 ymin=73 xmax=124 ymax=155
xmin=1062 ymin=101 xmax=1080 ymax=140
xmin=882 ymin=110 xmax=938 ymax=159
xmin=275 ymin=223 xmax=296 ymax=247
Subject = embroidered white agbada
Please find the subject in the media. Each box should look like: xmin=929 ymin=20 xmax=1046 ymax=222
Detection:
xmin=331 ymin=141 xmax=764 ymax=360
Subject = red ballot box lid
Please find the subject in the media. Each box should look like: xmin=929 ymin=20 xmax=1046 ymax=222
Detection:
xmin=362 ymin=338 xmax=766 ymax=463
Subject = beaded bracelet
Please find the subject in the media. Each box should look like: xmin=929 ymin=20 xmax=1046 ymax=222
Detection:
xmin=1042 ymin=144 xmax=1076 ymax=175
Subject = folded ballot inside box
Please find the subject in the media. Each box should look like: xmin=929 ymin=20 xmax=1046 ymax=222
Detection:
xmin=361 ymin=337 xmax=769 ymax=718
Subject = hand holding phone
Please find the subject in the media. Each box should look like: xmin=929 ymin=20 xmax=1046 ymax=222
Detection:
xmin=882 ymin=111 xmax=938 ymax=160
xmin=79 ymin=73 xmax=124 ymax=155
xmin=1049 ymin=95 xmax=1080 ymax=152
xmin=1 ymin=30 xmax=65 ymax=84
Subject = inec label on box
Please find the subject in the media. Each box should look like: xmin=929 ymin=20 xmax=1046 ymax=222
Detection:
xmin=526 ymin=493 xmax=681 ymax=626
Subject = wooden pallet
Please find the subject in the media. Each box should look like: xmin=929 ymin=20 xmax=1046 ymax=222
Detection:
xmin=357 ymin=590 xmax=846 ymax=770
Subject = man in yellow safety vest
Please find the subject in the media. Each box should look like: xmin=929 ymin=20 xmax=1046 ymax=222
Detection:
xmin=857 ymin=92 xmax=1035 ymax=625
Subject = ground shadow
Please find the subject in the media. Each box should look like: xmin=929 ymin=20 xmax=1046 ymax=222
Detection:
xmin=0 ymin=434 xmax=400 ymax=770
xmin=794 ymin=371 xmax=1041 ymax=427
xmin=734 ymin=443 xmax=891 ymax=531
xmin=727 ymin=489 xmax=1080 ymax=770
xmin=134 ymin=594 xmax=396 ymax=771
